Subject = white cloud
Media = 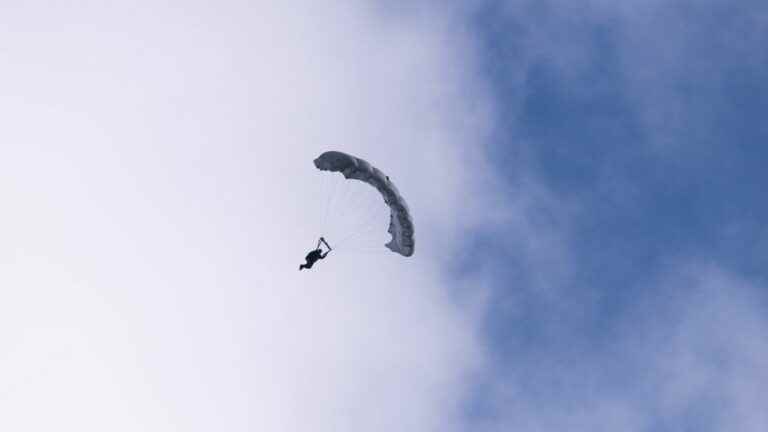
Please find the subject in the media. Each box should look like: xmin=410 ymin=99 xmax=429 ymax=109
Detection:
xmin=0 ymin=2 xmax=496 ymax=431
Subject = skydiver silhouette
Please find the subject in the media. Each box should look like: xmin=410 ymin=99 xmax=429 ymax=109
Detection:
xmin=299 ymin=237 xmax=332 ymax=270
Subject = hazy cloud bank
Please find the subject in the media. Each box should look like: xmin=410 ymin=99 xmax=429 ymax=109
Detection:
xmin=1 ymin=2 xmax=500 ymax=431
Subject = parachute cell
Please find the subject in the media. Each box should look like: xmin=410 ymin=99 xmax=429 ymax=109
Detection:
xmin=314 ymin=151 xmax=414 ymax=257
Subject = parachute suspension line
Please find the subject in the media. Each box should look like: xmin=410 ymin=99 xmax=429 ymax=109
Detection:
xmin=333 ymin=228 xmax=379 ymax=251
xmin=346 ymin=208 xmax=382 ymax=237
xmin=343 ymin=243 xmax=387 ymax=253
xmin=337 ymin=181 xmax=359 ymax=226
xmin=351 ymin=214 xmax=382 ymax=247
xmin=340 ymin=196 xmax=376 ymax=240
xmin=340 ymin=187 xmax=379 ymax=232
xmin=349 ymin=180 xmax=377 ymax=213
xmin=319 ymin=172 xmax=328 ymax=229
xmin=360 ymin=190 xmax=384 ymax=224
xmin=322 ymin=173 xmax=339 ymax=230
xmin=342 ymin=184 xmax=368 ymax=223
xmin=322 ymin=172 xmax=345 ymax=233
xmin=319 ymin=172 xmax=335 ymax=244
xmin=315 ymin=174 xmax=384 ymax=254
xmin=333 ymin=217 xmax=385 ymax=249
xmin=327 ymin=175 xmax=348 ymax=226
xmin=320 ymin=174 xmax=343 ymax=249
xmin=338 ymin=242 xmax=390 ymax=253
xmin=321 ymin=172 xmax=360 ymax=246
xmin=319 ymin=172 xmax=331 ymax=234
xmin=355 ymin=191 xmax=387 ymax=236
xmin=331 ymin=186 xmax=389 ymax=252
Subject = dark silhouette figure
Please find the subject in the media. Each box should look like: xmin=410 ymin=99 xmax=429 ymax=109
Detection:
xmin=299 ymin=237 xmax=332 ymax=270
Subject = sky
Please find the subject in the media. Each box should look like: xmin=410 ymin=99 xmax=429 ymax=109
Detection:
xmin=1 ymin=1 xmax=766 ymax=431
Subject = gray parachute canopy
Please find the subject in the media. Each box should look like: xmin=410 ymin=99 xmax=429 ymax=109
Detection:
xmin=314 ymin=151 xmax=414 ymax=257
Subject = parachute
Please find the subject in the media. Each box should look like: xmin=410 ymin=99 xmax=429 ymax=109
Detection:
xmin=314 ymin=151 xmax=415 ymax=257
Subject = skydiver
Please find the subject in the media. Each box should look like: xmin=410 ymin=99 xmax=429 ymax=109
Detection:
xmin=299 ymin=237 xmax=332 ymax=270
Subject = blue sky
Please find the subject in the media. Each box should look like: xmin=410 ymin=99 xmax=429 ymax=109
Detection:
xmin=458 ymin=1 xmax=768 ymax=430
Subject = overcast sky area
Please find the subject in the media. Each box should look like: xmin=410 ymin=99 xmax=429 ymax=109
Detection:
xmin=1 ymin=1 xmax=766 ymax=431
